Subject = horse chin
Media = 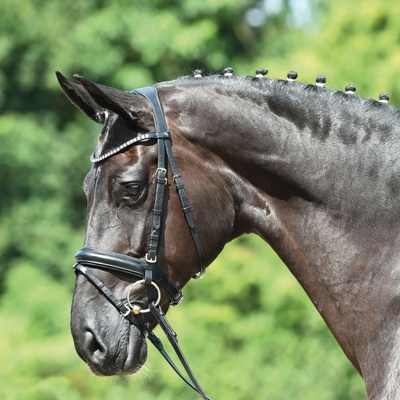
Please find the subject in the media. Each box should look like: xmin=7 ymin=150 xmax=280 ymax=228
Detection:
xmin=72 ymin=316 xmax=148 ymax=377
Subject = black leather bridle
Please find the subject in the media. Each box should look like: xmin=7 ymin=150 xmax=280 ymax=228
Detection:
xmin=72 ymin=86 xmax=211 ymax=400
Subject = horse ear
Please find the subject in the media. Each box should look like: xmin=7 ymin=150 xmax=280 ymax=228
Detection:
xmin=72 ymin=74 xmax=137 ymax=123
xmin=72 ymin=75 xmax=154 ymax=130
xmin=56 ymin=71 xmax=104 ymax=123
xmin=56 ymin=72 xmax=155 ymax=130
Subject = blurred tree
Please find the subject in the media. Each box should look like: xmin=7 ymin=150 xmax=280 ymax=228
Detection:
xmin=251 ymin=0 xmax=400 ymax=103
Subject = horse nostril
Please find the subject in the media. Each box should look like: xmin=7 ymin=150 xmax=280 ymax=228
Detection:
xmin=89 ymin=334 xmax=102 ymax=354
xmin=85 ymin=329 xmax=107 ymax=361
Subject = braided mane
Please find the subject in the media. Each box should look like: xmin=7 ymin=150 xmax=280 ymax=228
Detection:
xmin=162 ymin=72 xmax=399 ymax=144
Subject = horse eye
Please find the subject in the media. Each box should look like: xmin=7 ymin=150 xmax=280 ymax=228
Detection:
xmin=122 ymin=183 xmax=142 ymax=199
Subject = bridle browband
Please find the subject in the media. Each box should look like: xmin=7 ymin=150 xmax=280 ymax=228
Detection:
xmin=72 ymin=86 xmax=211 ymax=399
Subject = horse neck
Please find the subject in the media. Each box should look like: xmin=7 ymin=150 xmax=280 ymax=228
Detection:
xmin=165 ymin=78 xmax=400 ymax=303
xmin=165 ymin=79 xmax=400 ymax=386
xmin=167 ymin=79 xmax=400 ymax=218
xmin=168 ymin=80 xmax=345 ymax=204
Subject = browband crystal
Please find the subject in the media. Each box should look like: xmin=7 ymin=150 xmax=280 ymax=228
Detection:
xmin=90 ymin=132 xmax=170 ymax=163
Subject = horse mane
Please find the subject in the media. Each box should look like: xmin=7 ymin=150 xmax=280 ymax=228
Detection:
xmin=175 ymin=73 xmax=395 ymax=113
xmin=166 ymin=73 xmax=400 ymax=143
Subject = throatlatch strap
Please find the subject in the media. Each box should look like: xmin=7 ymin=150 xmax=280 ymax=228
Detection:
xmin=165 ymin=140 xmax=206 ymax=279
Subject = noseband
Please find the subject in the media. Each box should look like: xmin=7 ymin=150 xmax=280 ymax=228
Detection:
xmin=72 ymin=86 xmax=211 ymax=399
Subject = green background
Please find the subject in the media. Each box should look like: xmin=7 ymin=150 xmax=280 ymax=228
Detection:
xmin=1 ymin=0 xmax=399 ymax=398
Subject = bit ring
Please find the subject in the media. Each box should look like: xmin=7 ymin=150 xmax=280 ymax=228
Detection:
xmin=126 ymin=279 xmax=161 ymax=314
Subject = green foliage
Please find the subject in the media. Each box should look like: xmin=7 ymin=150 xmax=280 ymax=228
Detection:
xmin=4 ymin=0 xmax=400 ymax=398
xmin=0 ymin=111 xmax=92 ymax=288
xmin=254 ymin=1 xmax=400 ymax=103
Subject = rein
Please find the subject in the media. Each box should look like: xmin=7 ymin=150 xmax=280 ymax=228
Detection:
xmin=72 ymin=86 xmax=211 ymax=400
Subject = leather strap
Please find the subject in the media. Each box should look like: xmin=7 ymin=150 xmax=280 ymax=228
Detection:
xmin=132 ymin=86 xmax=169 ymax=133
xmin=75 ymin=247 xmax=183 ymax=305
xmin=73 ymin=263 xmax=149 ymax=336
xmin=132 ymin=87 xmax=169 ymax=268
xmin=134 ymin=86 xmax=206 ymax=279
xmin=165 ymin=140 xmax=206 ymax=278
xmin=149 ymin=303 xmax=212 ymax=400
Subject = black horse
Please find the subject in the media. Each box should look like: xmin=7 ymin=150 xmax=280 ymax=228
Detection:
xmin=57 ymin=69 xmax=400 ymax=399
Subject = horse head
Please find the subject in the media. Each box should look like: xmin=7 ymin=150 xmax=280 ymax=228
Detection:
xmin=56 ymin=72 xmax=254 ymax=377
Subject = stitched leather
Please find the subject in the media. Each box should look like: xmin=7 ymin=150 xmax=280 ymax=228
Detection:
xmin=75 ymin=247 xmax=183 ymax=305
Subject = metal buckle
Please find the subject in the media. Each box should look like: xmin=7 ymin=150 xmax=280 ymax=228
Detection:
xmin=145 ymin=253 xmax=157 ymax=263
xmin=121 ymin=303 xmax=132 ymax=317
xmin=172 ymin=294 xmax=184 ymax=307
xmin=173 ymin=174 xmax=181 ymax=184
xmin=157 ymin=168 xmax=168 ymax=185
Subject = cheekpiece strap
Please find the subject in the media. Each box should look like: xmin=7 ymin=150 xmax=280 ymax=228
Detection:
xmin=134 ymin=86 xmax=207 ymax=280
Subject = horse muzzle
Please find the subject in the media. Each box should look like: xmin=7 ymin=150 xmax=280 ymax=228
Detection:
xmin=70 ymin=274 xmax=148 ymax=376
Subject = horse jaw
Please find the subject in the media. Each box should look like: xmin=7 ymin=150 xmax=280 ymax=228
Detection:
xmin=70 ymin=275 xmax=148 ymax=376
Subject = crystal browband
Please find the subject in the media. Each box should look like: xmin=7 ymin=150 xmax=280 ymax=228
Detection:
xmin=90 ymin=131 xmax=170 ymax=163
